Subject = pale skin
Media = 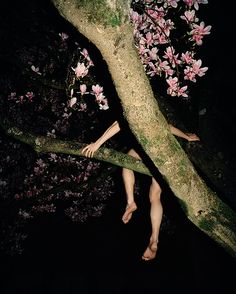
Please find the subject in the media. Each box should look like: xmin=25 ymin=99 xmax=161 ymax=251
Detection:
xmin=82 ymin=121 xmax=200 ymax=261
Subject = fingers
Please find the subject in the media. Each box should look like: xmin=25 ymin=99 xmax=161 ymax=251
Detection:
xmin=82 ymin=144 xmax=95 ymax=158
xmin=187 ymin=133 xmax=200 ymax=142
xmin=192 ymin=134 xmax=200 ymax=141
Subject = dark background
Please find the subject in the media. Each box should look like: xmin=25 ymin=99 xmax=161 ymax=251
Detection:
xmin=0 ymin=1 xmax=236 ymax=293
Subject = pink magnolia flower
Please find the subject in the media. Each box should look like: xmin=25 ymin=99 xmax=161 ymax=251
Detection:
xmin=144 ymin=32 xmax=154 ymax=47
xmin=191 ymin=34 xmax=203 ymax=45
xmin=157 ymin=33 xmax=168 ymax=44
xmin=148 ymin=47 xmax=158 ymax=60
xmin=92 ymin=84 xmax=103 ymax=96
xmin=183 ymin=0 xmax=208 ymax=10
xmin=81 ymin=48 xmax=94 ymax=66
xmin=190 ymin=21 xmax=211 ymax=44
xmin=31 ymin=65 xmax=42 ymax=75
xmin=164 ymin=0 xmax=180 ymax=9
xmin=130 ymin=10 xmax=143 ymax=23
xmin=146 ymin=7 xmax=166 ymax=21
xmin=194 ymin=0 xmax=208 ymax=10
xmin=163 ymin=47 xmax=181 ymax=67
xmin=162 ymin=19 xmax=175 ymax=37
xmin=192 ymin=59 xmax=208 ymax=76
xmin=176 ymin=85 xmax=188 ymax=97
xmin=147 ymin=62 xmax=160 ymax=76
xmin=180 ymin=10 xmax=198 ymax=23
xmin=166 ymin=76 xmax=178 ymax=88
xmin=81 ymin=48 xmax=89 ymax=59
xmin=79 ymin=84 xmax=87 ymax=95
xmin=184 ymin=59 xmax=207 ymax=81
xmin=25 ymin=91 xmax=34 ymax=102
xmin=79 ymin=103 xmax=87 ymax=111
xmin=68 ymin=97 xmax=77 ymax=108
xmin=183 ymin=0 xmax=195 ymax=8
xmin=191 ymin=21 xmax=211 ymax=36
xmin=98 ymin=99 xmax=109 ymax=110
xmin=72 ymin=62 xmax=88 ymax=79
xmin=59 ymin=32 xmax=69 ymax=41
xmin=181 ymin=51 xmax=194 ymax=64
xmin=8 ymin=92 xmax=17 ymax=100
xmin=184 ymin=66 xmax=197 ymax=82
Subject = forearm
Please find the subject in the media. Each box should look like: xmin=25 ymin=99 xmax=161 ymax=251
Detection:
xmin=169 ymin=124 xmax=190 ymax=140
xmin=95 ymin=121 xmax=120 ymax=147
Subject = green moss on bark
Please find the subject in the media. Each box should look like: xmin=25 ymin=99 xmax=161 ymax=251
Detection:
xmin=76 ymin=0 xmax=127 ymax=27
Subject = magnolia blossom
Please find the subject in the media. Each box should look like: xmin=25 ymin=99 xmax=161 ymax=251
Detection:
xmin=25 ymin=91 xmax=34 ymax=102
xmin=190 ymin=21 xmax=211 ymax=45
xmin=183 ymin=0 xmax=208 ymax=10
xmin=72 ymin=62 xmax=88 ymax=79
xmin=184 ymin=60 xmax=208 ymax=82
xmin=166 ymin=77 xmax=188 ymax=97
xmin=79 ymin=84 xmax=87 ymax=95
xmin=98 ymin=100 xmax=109 ymax=110
xmin=129 ymin=0 xmax=211 ymax=97
xmin=68 ymin=97 xmax=77 ymax=108
xmin=91 ymin=84 xmax=103 ymax=96
xmin=79 ymin=103 xmax=87 ymax=111
xmin=81 ymin=48 xmax=94 ymax=66
xmin=191 ymin=59 xmax=208 ymax=76
xmin=181 ymin=51 xmax=195 ymax=64
xmin=91 ymin=85 xmax=109 ymax=110
xmin=31 ymin=65 xmax=42 ymax=75
xmin=163 ymin=47 xmax=181 ymax=67
xmin=59 ymin=32 xmax=69 ymax=41
xmin=164 ymin=0 xmax=180 ymax=9
xmin=191 ymin=21 xmax=211 ymax=36
xmin=176 ymin=85 xmax=188 ymax=97
xmin=180 ymin=10 xmax=198 ymax=23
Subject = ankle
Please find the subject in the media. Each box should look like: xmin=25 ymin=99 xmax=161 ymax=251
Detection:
xmin=150 ymin=237 xmax=158 ymax=244
xmin=127 ymin=201 xmax=136 ymax=206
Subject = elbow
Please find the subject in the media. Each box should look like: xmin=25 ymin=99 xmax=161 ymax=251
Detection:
xmin=114 ymin=121 xmax=121 ymax=132
xmin=169 ymin=124 xmax=174 ymax=133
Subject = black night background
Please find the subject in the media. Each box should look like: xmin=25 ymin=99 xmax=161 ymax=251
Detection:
xmin=0 ymin=1 xmax=236 ymax=293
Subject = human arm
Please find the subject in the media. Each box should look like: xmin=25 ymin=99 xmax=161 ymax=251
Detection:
xmin=169 ymin=124 xmax=200 ymax=141
xmin=82 ymin=120 xmax=120 ymax=157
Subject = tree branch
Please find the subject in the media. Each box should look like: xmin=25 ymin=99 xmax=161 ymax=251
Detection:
xmin=0 ymin=119 xmax=150 ymax=176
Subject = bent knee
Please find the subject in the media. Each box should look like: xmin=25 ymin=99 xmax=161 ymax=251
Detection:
xmin=152 ymin=178 xmax=162 ymax=192
xmin=149 ymin=190 xmax=161 ymax=203
xmin=149 ymin=180 xmax=162 ymax=202
xmin=127 ymin=149 xmax=141 ymax=159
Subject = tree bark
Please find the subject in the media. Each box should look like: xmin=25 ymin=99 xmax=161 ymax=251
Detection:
xmin=49 ymin=0 xmax=236 ymax=258
xmin=2 ymin=124 xmax=150 ymax=175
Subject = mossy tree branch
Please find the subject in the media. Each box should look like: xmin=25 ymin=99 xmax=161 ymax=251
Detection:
xmin=1 ymin=121 xmax=150 ymax=176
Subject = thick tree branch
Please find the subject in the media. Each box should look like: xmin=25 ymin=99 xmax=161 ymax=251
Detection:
xmin=0 ymin=121 xmax=150 ymax=176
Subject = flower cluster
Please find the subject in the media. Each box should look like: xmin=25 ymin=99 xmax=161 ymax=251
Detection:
xmin=8 ymin=91 xmax=35 ymax=103
xmin=68 ymin=48 xmax=109 ymax=111
xmin=130 ymin=0 xmax=211 ymax=97
xmin=13 ymin=152 xmax=112 ymax=221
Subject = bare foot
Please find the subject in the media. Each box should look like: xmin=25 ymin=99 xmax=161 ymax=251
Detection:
xmin=142 ymin=241 xmax=158 ymax=261
xmin=122 ymin=202 xmax=137 ymax=224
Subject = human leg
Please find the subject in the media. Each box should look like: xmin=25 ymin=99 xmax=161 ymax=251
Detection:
xmin=121 ymin=148 xmax=140 ymax=224
xmin=142 ymin=177 xmax=162 ymax=261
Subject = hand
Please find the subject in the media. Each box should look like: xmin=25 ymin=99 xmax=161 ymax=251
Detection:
xmin=186 ymin=133 xmax=200 ymax=142
xmin=82 ymin=142 xmax=100 ymax=158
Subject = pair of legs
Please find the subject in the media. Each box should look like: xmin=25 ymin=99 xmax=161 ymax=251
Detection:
xmin=122 ymin=149 xmax=163 ymax=261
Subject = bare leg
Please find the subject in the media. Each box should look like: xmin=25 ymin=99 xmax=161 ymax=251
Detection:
xmin=121 ymin=149 xmax=140 ymax=224
xmin=142 ymin=178 xmax=162 ymax=261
